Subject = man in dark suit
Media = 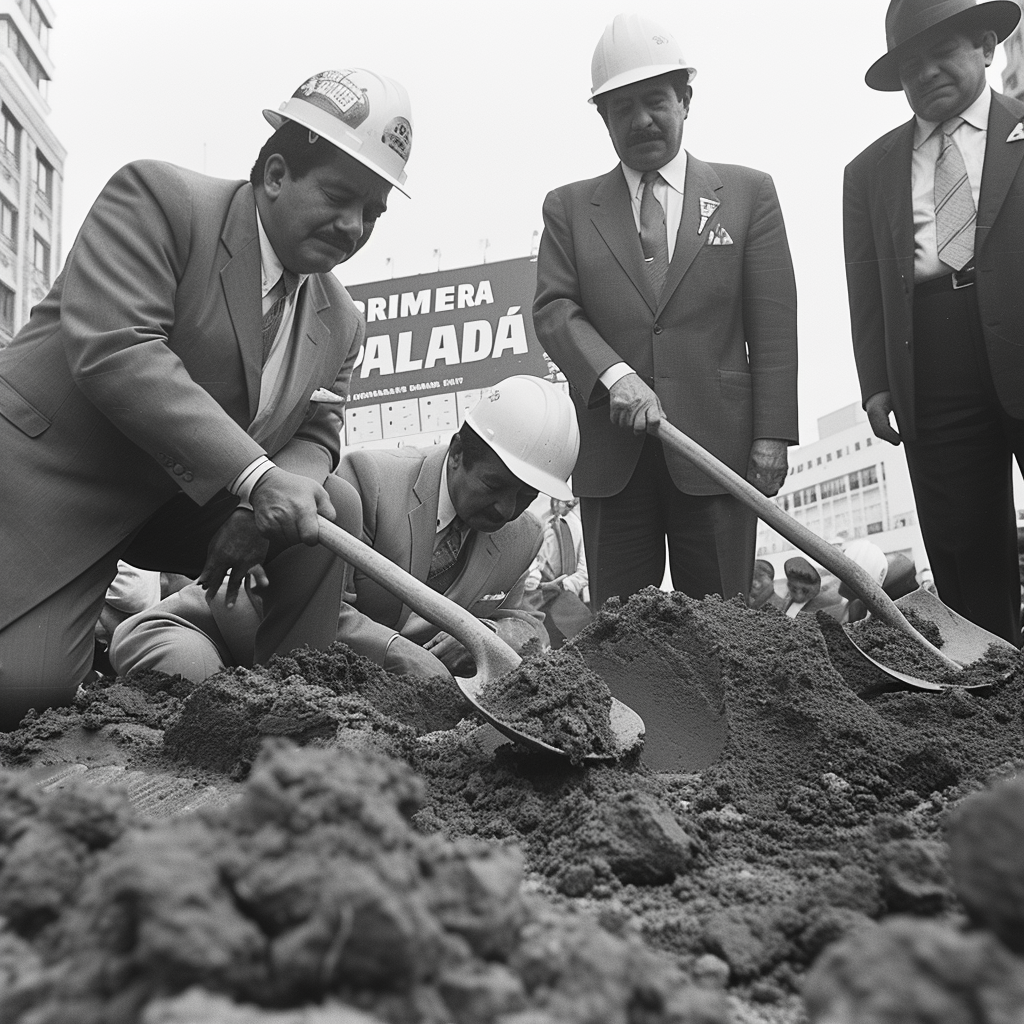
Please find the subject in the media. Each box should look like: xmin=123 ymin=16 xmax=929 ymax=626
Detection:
xmin=0 ymin=69 xmax=413 ymax=725
xmin=533 ymin=13 xmax=799 ymax=611
xmin=844 ymin=0 xmax=1024 ymax=644
xmin=110 ymin=376 xmax=580 ymax=681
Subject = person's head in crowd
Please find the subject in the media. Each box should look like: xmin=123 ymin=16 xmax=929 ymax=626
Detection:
xmin=838 ymin=539 xmax=889 ymax=600
xmin=883 ymin=552 xmax=919 ymax=600
xmin=748 ymin=559 xmax=777 ymax=609
xmin=784 ymin=557 xmax=821 ymax=605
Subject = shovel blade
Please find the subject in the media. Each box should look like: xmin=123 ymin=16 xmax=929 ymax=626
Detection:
xmin=895 ymin=589 xmax=1018 ymax=667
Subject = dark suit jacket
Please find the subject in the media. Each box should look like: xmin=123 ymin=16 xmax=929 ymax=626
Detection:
xmin=843 ymin=89 xmax=1024 ymax=442
xmin=533 ymin=153 xmax=799 ymax=497
xmin=0 ymin=160 xmax=363 ymax=629
xmin=334 ymin=445 xmax=545 ymax=666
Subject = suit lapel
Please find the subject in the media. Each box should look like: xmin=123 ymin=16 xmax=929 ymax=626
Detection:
xmin=659 ymin=154 xmax=722 ymax=315
xmin=590 ymin=167 xmax=659 ymax=314
xmin=219 ymin=184 xmax=263 ymax=422
xmin=977 ymin=91 xmax=1024 ymax=255
xmin=408 ymin=447 xmax=447 ymax=593
xmin=446 ymin=532 xmax=500 ymax=604
xmin=878 ymin=119 xmax=916 ymax=286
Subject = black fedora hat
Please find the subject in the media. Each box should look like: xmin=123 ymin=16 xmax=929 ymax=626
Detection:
xmin=866 ymin=0 xmax=1021 ymax=91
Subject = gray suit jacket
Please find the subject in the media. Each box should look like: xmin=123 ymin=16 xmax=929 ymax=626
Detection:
xmin=334 ymin=445 xmax=545 ymax=665
xmin=0 ymin=160 xmax=363 ymax=628
xmin=533 ymin=152 xmax=799 ymax=496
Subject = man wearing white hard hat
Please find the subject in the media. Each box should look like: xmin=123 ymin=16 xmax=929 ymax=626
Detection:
xmin=0 ymin=69 xmax=412 ymax=726
xmin=845 ymin=0 xmax=1024 ymax=645
xmin=110 ymin=376 xmax=580 ymax=681
xmin=534 ymin=14 xmax=799 ymax=611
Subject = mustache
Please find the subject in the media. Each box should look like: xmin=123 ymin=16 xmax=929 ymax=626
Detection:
xmin=314 ymin=233 xmax=357 ymax=258
xmin=626 ymin=130 xmax=663 ymax=146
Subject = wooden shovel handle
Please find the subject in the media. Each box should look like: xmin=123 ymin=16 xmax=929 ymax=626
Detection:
xmin=655 ymin=420 xmax=960 ymax=671
xmin=316 ymin=516 xmax=521 ymax=683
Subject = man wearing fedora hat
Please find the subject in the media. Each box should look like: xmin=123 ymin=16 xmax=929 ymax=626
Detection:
xmin=844 ymin=0 xmax=1024 ymax=645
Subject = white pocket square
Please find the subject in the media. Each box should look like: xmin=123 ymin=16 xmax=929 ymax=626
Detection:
xmin=707 ymin=225 xmax=734 ymax=246
xmin=1008 ymin=122 xmax=1024 ymax=143
xmin=310 ymin=388 xmax=345 ymax=404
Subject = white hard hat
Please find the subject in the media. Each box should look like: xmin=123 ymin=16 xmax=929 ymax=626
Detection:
xmin=263 ymin=69 xmax=413 ymax=197
xmin=465 ymin=376 xmax=580 ymax=502
xmin=590 ymin=13 xmax=696 ymax=104
xmin=842 ymin=540 xmax=889 ymax=586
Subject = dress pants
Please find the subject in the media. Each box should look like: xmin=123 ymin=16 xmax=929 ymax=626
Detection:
xmin=903 ymin=278 xmax=1024 ymax=645
xmin=580 ymin=434 xmax=756 ymax=610
xmin=0 ymin=474 xmax=361 ymax=729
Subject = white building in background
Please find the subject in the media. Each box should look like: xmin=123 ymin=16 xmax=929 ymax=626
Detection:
xmin=756 ymin=403 xmax=927 ymax=575
xmin=1002 ymin=2 xmax=1024 ymax=101
xmin=0 ymin=0 xmax=62 ymax=345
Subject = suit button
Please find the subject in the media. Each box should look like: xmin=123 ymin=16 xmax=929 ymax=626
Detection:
xmin=183 ymin=472 xmax=194 ymax=482
xmin=653 ymin=323 xmax=662 ymax=335
xmin=173 ymin=463 xmax=185 ymax=476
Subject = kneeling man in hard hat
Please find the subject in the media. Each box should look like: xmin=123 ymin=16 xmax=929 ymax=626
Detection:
xmin=110 ymin=376 xmax=581 ymax=681
xmin=534 ymin=14 xmax=799 ymax=611
xmin=0 ymin=69 xmax=414 ymax=727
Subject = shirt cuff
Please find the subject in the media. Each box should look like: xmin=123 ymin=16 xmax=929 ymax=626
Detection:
xmin=600 ymin=362 xmax=635 ymax=390
xmin=229 ymin=456 xmax=276 ymax=504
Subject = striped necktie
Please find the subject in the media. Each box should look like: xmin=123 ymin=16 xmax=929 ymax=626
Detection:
xmin=639 ymin=171 xmax=669 ymax=297
xmin=262 ymin=270 xmax=299 ymax=362
xmin=934 ymin=118 xmax=976 ymax=272
xmin=428 ymin=517 xmax=465 ymax=592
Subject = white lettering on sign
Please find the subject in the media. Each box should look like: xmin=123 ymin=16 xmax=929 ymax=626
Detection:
xmin=352 ymin=307 xmax=529 ymax=379
xmin=355 ymin=281 xmax=495 ymax=323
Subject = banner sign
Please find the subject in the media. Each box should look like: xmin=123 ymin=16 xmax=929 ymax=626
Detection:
xmin=343 ymin=256 xmax=561 ymax=450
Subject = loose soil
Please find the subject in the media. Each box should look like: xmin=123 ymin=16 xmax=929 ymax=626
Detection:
xmin=1 ymin=590 xmax=1023 ymax=1023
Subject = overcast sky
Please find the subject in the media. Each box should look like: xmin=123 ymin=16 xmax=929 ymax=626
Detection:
xmin=44 ymin=0 xmax=1011 ymax=445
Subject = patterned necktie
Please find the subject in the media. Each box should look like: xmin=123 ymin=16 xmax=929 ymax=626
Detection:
xmin=639 ymin=171 xmax=669 ymax=297
xmin=428 ymin=517 xmax=464 ymax=592
xmin=261 ymin=271 xmax=299 ymax=362
xmin=934 ymin=118 xmax=976 ymax=272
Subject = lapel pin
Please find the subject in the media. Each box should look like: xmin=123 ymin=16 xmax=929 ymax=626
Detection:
xmin=1007 ymin=122 xmax=1024 ymax=143
xmin=698 ymin=197 xmax=720 ymax=234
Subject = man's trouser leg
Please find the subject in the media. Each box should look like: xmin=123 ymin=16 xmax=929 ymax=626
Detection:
xmin=0 ymin=550 xmax=122 ymax=729
xmin=906 ymin=281 xmax=1022 ymax=645
xmin=580 ymin=434 xmax=756 ymax=610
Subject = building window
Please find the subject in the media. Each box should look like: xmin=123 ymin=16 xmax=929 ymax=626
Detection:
xmin=855 ymin=441 xmax=861 ymax=451
xmin=0 ymin=196 xmax=17 ymax=250
xmin=18 ymin=0 xmax=49 ymax=52
xmin=34 ymin=151 xmax=51 ymax=201
xmin=1 ymin=106 xmax=20 ymax=166
xmin=0 ymin=17 xmax=49 ymax=93
xmin=826 ymin=453 xmax=832 ymax=462
xmin=816 ymin=457 xmax=822 ymax=466
xmin=0 ymin=281 xmax=13 ymax=334
xmin=32 ymin=232 xmax=49 ymax=283
xmin=865 ymin=437 xmax=873 ymax=446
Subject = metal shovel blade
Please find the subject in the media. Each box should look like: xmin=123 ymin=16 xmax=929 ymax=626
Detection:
xmin=653 ymin=420 xmax=989 ymax=692
xmin=317 ymin=517 xmax=644 ymax=763
xmin=895 ymin=589 xmax=1018 ymax=667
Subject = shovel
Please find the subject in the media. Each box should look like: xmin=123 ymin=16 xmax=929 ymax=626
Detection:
xmin=316 ymin=516 xmax=644 ymax=763
xmin=654 ymin=420 xmax=1015 ymax=691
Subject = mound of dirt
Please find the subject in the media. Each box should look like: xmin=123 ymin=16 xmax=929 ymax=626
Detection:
xmin=2 ymin=588 xmax=1023 ymax=1022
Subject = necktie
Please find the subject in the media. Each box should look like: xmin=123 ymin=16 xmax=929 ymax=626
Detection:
xmin=428 ymin=517 xmax=465 ymax=592
xmin=639 ymin=171 xmax=669 ymax=297
xmin=934 ymin=118 xmax=976 ymax=272
xmin=261 ymin=271 xmax=299 ymax=363
xmin=555 ymin=517 xmax=575 ymax=578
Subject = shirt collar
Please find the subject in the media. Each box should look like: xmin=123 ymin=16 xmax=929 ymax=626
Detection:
xmin=437 ymin=457 xmax=458 ymax=531
xmin=620 ymin=147 xmax=688 ymax=199
xmin=255 ymin=209 xmax=309 ymax=298
xmin=913 ymin=86 xmax=991 ymax=150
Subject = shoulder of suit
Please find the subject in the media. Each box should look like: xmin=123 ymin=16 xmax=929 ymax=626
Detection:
xmin=108 ymin=159 xmax=245 ymax=200
xmin=492 ymin=509 xmax=543 ymax=551
xmin=546 ymin=167 xmax=621 ymax=199
xmin=845 ymin=119 xmax=914 ymax=171
xmin=703 ymin=159 xmax=771 ymax=183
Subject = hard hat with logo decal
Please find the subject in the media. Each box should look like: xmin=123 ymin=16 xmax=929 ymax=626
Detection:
xmin=263 ymin=69 xmax=413 ymax=197
xmin=590 ymin=13 xmax=696 ymax=103
xmin=465 ymin=376 xmax=580 ymax=501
